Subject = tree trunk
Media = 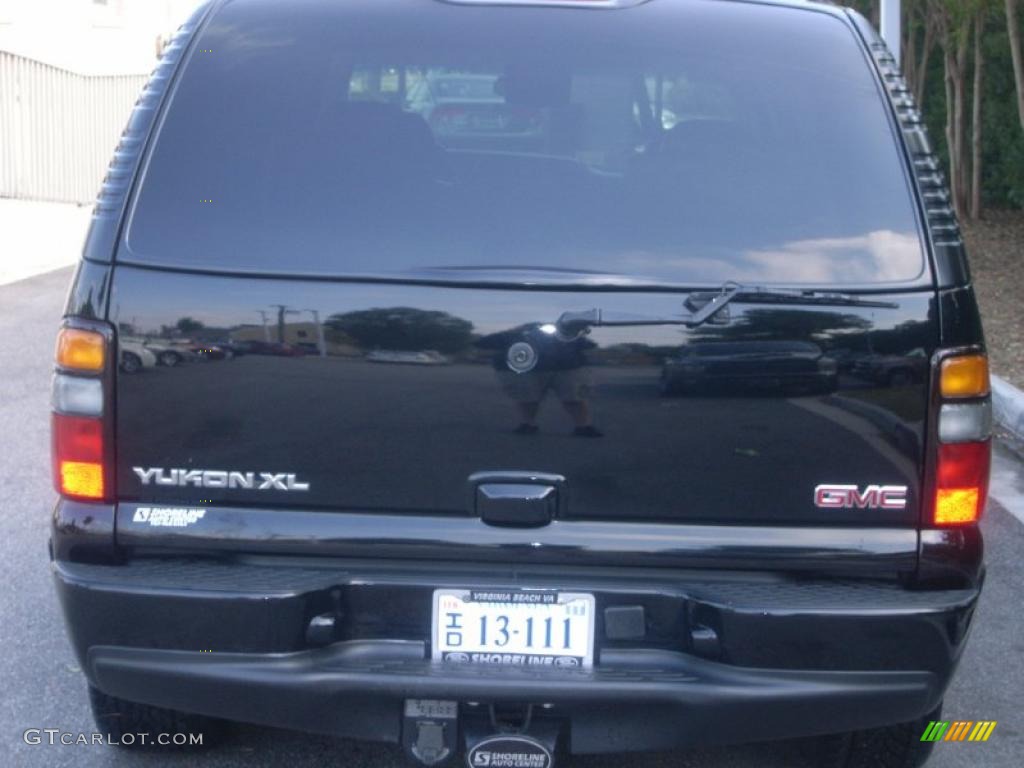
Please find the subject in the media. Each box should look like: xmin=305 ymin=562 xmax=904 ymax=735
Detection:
xmin=944 ymin=57 xmax=956 ymax=213
xmin=970 ymin=14 xmax=985 ymax=220
xmin=943 ymin=18 xmax=971 ymax=221
xmin=916 ymin=17 xmax=936 ymax=106
xmin=905 ymin=16 xmax=919 ymax=89
xmin=1008 ymin=0 xmax=1024 ymax=131
xmin=956 ymin=27 xmax=970 ymax=216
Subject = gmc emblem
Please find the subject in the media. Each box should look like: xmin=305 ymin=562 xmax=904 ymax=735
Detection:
xmin=814 ymin=484 xmax=908 ymax=510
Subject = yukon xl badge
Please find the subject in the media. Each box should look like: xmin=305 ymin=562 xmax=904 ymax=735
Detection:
xmin=132 ymin=467 xmax=310 ymax=491
xmin=814 ymin=484 xmax=908 ymax=510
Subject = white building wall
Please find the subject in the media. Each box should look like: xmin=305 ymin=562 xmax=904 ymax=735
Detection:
xmin=0 ymin=0 xmax=198 ymax=203
xmin=0 ymin=0 xmax=199 ymax=75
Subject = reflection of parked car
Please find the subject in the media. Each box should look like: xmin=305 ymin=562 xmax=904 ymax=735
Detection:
xmin=221 ymin=341 xmax=250 ymax=358
xmin=405 ymin=73 xmax=544 ymax=144
xmin=118 ymin=342 xmax=157 ymax=374
xmin=138 ymin=340 xmax=190 ymax=367
xmin=366 ymin=349 xmax=448 ymax=365
xmin=190 ymin=343 xmax=233 ymax=361
xmin=661 ymin=340 xmax=838 ymax=396
xmin=231 ymin=340 xmax=304 ymax=356
xmin=852 ymin=348 xmax=928 ymax=387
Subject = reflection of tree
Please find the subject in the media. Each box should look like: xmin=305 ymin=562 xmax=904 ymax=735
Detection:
xmin=80 ymin=288 xmax=96 ymax=320
xmin=688 ymin=309 xmax=872 ymax=349
xmin=175 ymin=317 xmax=205 ymax=335
xmin=326 ymin=307 xmax=473 ymax=354
xmin=867 ymin=319 xmax=933 ymax=355
xmin=684 ymin=308 xmax=936 ymax=361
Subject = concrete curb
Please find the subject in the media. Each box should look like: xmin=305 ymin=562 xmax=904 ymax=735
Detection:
xmin=993 ymin=375 xmax=1024 ymax=444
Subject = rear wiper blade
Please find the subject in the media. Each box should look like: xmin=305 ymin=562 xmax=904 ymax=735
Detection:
xmin=722 ymin=283 xmax=900 ymax=310
xmin=556 ymin=282 xmax=899 ymax=336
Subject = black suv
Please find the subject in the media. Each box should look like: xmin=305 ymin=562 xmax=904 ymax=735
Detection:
xmin=51 ymin=1 xmax=991 ymax=766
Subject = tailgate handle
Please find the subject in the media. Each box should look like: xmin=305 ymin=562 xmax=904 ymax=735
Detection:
xmin=468 ymin=472 xmax=566 ymax=528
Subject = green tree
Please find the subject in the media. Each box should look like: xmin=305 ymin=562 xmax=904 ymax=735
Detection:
xmin=175 ymin=316 xmax=205 ymax=336
xmin=325 ymin=308 xmax=474 ymax=354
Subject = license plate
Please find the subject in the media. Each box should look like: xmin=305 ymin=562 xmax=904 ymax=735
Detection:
xmin=432 ymin=589 xmax=595 ymax=669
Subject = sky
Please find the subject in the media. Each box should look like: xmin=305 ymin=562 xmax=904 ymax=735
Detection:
xmin=0 ymin=0 xmax=203 ymax=74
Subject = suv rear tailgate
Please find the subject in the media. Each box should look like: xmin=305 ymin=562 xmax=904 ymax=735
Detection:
xmin=112 ymin=267 xmax=934 ymax=529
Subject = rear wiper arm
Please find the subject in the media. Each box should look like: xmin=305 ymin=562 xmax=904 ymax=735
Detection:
xmin=556 ymin=282 xmax=898 ymax=336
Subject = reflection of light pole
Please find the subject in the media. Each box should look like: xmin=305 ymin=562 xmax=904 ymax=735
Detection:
xmin=304 ymin=309 xmax=327 ymax=357
xmin=257 ymin=310 xmax=271 ymax=342
xmin=271 ymin=304 xmax=298 ymax=344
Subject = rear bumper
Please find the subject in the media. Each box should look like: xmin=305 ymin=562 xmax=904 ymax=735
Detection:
xmin=87 ymin=642 xmax=938 ymax=753
xmin=54 ymin=556 xmax=982 ymax=753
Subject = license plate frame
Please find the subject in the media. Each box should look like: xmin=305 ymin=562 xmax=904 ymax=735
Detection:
xmin=431 ymin=589 xmax=596 ymax=669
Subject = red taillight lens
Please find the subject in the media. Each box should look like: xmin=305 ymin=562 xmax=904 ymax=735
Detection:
xmin=934 ymin=440 xmax=991 ymax=526
xmin=52 ymin=413 xmax=105 ymax=500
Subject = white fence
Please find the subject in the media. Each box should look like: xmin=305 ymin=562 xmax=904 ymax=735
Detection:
xmin=0 ymin=52 xmax=147 ymax=205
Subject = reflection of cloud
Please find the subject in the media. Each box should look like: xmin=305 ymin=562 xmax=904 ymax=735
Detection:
xmin=742 ymin=230 xmax=923 ymax=284
xmin=207 ymin=21 xmax=296 ymax=62
xmin=618 ymin=230 xmax=923 ymax=285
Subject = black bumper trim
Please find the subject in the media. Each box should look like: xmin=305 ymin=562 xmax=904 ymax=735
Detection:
xmin=53 ymin=557 xmax=980 ymax=753
xmin=87 ymin=641 xmax=940 ymax=752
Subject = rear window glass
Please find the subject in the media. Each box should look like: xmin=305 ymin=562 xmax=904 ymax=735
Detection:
xmin=125 ymin=0 xmax=924 ymax=286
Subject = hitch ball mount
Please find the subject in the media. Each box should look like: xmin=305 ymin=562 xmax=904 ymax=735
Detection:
xmin=403 ymin=699 xmax=559 ymax=768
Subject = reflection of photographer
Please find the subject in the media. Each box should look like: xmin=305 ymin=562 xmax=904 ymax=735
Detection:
xmin=478 ymin=324 xmax=602 ymax=437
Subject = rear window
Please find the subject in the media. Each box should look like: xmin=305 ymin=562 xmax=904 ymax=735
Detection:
xmin=125 ymin=0 xmax=925 ymax=286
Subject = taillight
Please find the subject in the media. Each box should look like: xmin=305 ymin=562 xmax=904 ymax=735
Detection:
xmin=52 ymin=414 xmax=105 ymax=499
xmin=52 ymin=325 xmax=111 ymax=502
xmin=55 ymin=327 xmax=106 ymax=372
xmin=931 ymin=352 xmax=991 ymax=526
xmin=939 ymin=354 xmax=989 ymax=399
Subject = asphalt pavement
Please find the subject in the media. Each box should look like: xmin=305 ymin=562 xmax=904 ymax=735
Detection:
xmin=1 ymin=267 xmax=1022 ymax=768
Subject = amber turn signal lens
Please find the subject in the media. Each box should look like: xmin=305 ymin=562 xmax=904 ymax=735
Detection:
xmin=59 ymin=460 xmax=105 ymax=500
xmin=940 ymin=355 xmax=989 ymax=399
xmin=56 ymin=328 xmax=106 ymax=372
xmin=935 ymin=488 xmax=981 ymax=525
